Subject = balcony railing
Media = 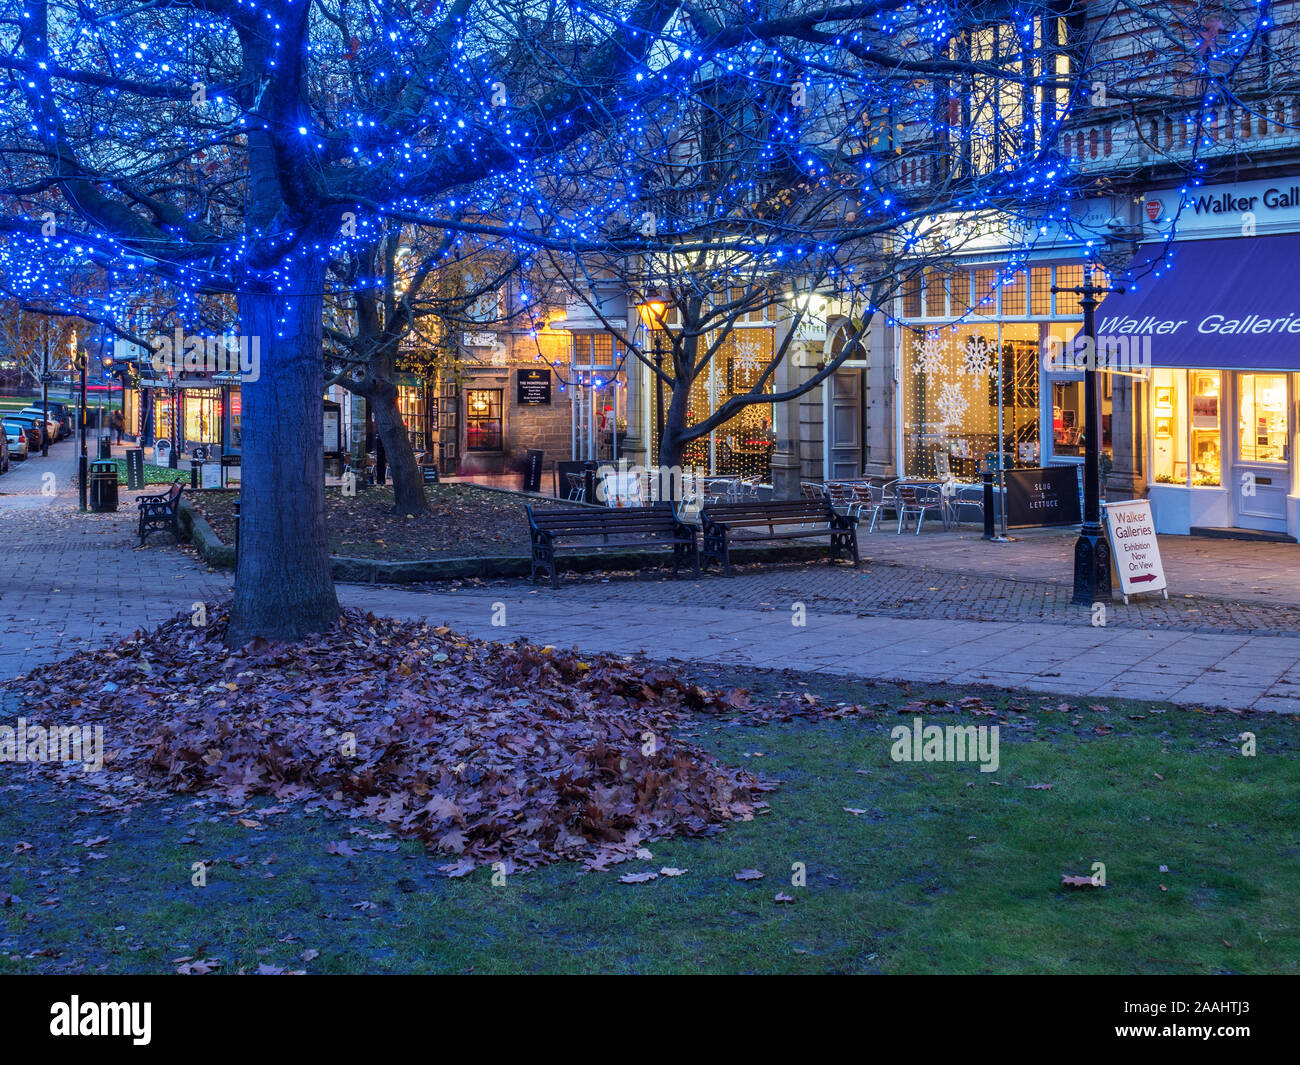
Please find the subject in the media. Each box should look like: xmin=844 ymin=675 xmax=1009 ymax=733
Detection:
xmin=892 ymin=96 xmax=1300 ymax=194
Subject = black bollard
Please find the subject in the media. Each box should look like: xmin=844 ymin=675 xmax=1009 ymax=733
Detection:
xmin=982 ymin=471 xmax=995 ymax=540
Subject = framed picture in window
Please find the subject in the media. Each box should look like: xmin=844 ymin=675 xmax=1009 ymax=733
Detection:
xmin=1155 ymin=417 xmax=1173 ymax=439
xmin=1154 ymin=386 xmax=1173 ymax=410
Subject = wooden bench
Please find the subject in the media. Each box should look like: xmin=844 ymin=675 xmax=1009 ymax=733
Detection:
xmin=700 ymin=498 xmax=858 ymax=574
xmin=526 ymin=503 xmax=698 ymax=588
xmin=137 ymin=482 xmax=184 ymax=546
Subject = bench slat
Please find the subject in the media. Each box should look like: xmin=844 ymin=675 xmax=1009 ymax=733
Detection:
xmin=525 ymin=503 xmax=698 ymax=587
xmin=698 ymin=496 xmax=858 ymax=575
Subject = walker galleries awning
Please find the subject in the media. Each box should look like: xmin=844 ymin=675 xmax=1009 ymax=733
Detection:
xmin=1094 ymin=234 xmax=1300 ymax=370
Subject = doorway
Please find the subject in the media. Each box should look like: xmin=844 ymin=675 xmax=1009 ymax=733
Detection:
xmin=826 ymin=370 xmax=863 ymax=479
xmin=1232 ymin=372 xmax=1290 ymax=532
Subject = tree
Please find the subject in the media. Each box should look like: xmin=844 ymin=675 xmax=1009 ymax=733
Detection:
xmin=0 ymin=0 xmax=683 ymax=644
xmin=0 ymin=0 xmax=1275 ymax=642
xmin=323 ymin=224 xmax=528 ymax=514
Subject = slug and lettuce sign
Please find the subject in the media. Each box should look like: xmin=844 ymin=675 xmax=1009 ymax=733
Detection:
xmin=1103 ymin=500 xmax=1168 ymax=600
xmin=1005 ymin=467 xmax=1081 ymax=527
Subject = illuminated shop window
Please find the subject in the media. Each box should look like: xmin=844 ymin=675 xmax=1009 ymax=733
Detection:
xmin=465 ymin=389 xmax=503 ymax=451
xmin=1190 ymin=372 xmax=1221 ymax=484
xmin=923 ymin=268 xmax=946 ymax=317
xmin=229 ymin=391 xmax=242 ymax=450
xmin=647 ymin=327 xmax=774 ymax=480
xmin=1151 ymin=370 xmax=1220 ymax=486
xmin=949 ymin=270 xmax=971 ymax=317
xmin=1239 ymin=373 xmax=1286 ymax=465
xmin=1029 ymin=267 xmax=1052 ymax=315
xmin=971 ymin=268 xmax=997 ymax=315
xmin=901 ymin=274 xmax=923 ymax=318
xmin=184 ymin=388 xmax=222 ymax=444
xmin=1000 ymin=269 xmax=1027 ymax=316
xmin=397 ymin=383 xmax=428 ymax=449
xmin=1054 ymin=265 xmax=1083 ymax=315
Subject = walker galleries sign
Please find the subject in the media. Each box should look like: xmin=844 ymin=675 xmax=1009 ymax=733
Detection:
xmin=1103 ymin=500 xmax=1168 ymax=601
xmin=516 ymin=368 xmax=551 ymax=406
xmin=1005 ymin=466 xmax=1081 ymax=527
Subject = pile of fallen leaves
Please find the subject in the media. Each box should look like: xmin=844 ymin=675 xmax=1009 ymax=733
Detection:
xmin=17 ymin=606 xmax=773 ymax=871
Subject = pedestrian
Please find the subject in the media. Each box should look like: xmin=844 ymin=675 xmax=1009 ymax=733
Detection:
xmin=110 ymin=409 xmax=125 ymax=444
xmin=375 ymin=430 xmax=387 ymax=486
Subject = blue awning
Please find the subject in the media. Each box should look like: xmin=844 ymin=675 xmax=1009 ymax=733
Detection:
xmin=1095 ymin=234 xmax=1300 ymax=370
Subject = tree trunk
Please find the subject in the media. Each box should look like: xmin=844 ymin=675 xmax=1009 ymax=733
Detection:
xmin=655 ymin=378 xmax=692 ymax=499
xmin=226 ymin=263 xmax=341 ymax=647
xmin=371 ymin=379 xmax=427 ymax=515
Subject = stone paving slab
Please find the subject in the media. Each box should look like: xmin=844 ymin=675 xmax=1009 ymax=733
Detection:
xmin=332 ymin=584 xmax=1300 ymax=713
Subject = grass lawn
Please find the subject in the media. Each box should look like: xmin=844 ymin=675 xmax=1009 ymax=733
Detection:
xmin=1 ymin=667 xmax=1294 ymax=974
xmin=106 ymin=457 xmax=189 ymax=486
xmin=189 ymin=483 xmax=565 ymax=559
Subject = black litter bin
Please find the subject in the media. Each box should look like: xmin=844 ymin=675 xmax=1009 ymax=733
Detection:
xmin=88 ymin=459 xmax=119 ymax=512
xmin=98 ymin=435 xmax=113 ymax=460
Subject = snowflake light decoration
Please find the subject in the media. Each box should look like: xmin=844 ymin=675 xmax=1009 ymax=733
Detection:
xmin=936 ymin=382 xmax=969 ymax=428
xmin=911 ymin=331 xmax=949 ymax=376
xmin=960 ymin=334 xmax=993 ymax=377
xmin=732 ymin=333 xmax=766 ymax=373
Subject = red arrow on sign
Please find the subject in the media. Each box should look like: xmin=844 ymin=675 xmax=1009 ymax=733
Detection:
xmin=1130 ymin=573 xmax=1158 ymax=584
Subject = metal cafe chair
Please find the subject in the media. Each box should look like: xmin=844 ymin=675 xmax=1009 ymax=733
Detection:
xmin=800 ymin=480 xmax=826 ymax=503
xmin=896 ymin=482 xmax=946 ymax=534
xmin=565 ymin=471 xmax=587 ymax=502
xmin=823 ymin=480 xmax=857 ymax=516
xmin=849 ymin=482 xmax=892 ymax=533
xmin=947 ymin=482 xmax=985 ymax=529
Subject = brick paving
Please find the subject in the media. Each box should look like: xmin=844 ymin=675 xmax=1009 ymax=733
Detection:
xmin=0 ymin=440 xmax=231 ymax=679
xmin=4 ymin=447 xmax=1300 ymax=713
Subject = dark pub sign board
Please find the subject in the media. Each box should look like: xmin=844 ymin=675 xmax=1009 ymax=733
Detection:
xmin=1005 ymin=466 xmax=1082 ymax=527
xmin=125 ymin=448 xmax=145 ymax=491
xmin=517 ymin=368 xmax=551 ymax=406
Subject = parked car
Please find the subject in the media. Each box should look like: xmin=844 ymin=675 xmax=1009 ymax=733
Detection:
xmin=5 ymin=415 xmax=44 ymax=452
xmin=6 ymin=413 xmax=47 ymax=449
xmin=4 ymin=422 xmax=28 ymax=461
xmin=18 ymin=407 xmax=61 ymax=442
xmin=50 ymin=402 xmax=73 ymax=437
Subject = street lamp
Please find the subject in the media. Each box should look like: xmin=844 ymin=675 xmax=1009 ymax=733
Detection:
xmin=636 ymin=291 xmax=668 ymax=455
xmin=1053 ymin=234 xmax=1133 ymax=606
xmin=40 ymin=320 xmax=51 ymax=458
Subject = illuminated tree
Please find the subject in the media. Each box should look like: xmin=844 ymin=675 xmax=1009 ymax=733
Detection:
xmin=0 ymin=0 xmax=1277 ymax=642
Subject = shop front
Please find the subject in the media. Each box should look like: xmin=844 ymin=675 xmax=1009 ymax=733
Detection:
xmin=1099 ymin=228 xmax=1300 ymax=538
xmin=641 ymin=314 xmax=777 ymax=481
xmin=447 ymin=323 xmax=576 ymax=476
xmin=898 ymin=260 xmax=1105 ymax=482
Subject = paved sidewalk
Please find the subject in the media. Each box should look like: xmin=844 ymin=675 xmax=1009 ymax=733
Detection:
xmin=858 ymin=525 xmax=1300 ymax=606
xmin=0 ymin=440 xmax=231 ymax=678
xmin=3 ymin=458 xmax=1300 ymax=714
xmin=335 ymin=582 xmax=1300 ymax=714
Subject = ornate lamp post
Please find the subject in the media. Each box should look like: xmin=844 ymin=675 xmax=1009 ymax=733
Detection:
xmin=636 ymin=290 xmax=668 ymax=454
xmin=1054 ymin=231 xmax=1135 ymax=605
